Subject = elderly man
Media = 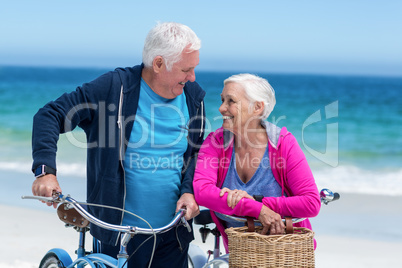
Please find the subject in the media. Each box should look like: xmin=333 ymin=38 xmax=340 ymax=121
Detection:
xmin=31 ymin=22 xmax=205 ymax=267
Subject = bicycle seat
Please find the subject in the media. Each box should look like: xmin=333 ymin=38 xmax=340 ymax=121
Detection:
xmin=194 ymin=209 xmax=213 ymax=225
xmin=57 ymin=203 xmax=90 ymax=228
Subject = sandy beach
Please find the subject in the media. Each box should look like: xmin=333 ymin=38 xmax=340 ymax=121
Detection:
xmin=1 ymin=191 xmax=402 ymax=267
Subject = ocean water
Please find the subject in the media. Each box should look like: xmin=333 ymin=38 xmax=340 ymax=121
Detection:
xmin=0 ymin=65 xmax=401 ymax=197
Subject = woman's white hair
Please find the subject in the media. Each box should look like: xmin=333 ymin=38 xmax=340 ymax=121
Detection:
xmin=224 ymin=73 xmax=276 ymax=120
xmin=142 ymin=22 xmax=201 ymax=71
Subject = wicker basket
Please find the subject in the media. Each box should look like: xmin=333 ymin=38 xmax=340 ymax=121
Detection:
xmin=225 ymin=220 xmax=315 ymax=268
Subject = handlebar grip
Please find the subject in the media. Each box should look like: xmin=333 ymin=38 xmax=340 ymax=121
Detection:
xmin=253 ymin=195 xmax=264 ymax=202
xmin=333 ymin=192 xmax=340 ymax=201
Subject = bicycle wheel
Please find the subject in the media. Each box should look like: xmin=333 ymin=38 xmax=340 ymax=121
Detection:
xmin=39 ymin=252 xmax=65 ymax=268
xmin=188 ymin=255 xmax=194 ymax=268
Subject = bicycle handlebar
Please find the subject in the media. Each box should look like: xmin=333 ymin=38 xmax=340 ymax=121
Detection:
xmin=21 ymin=193 xmax=189 ymax=235
xmin=222 ymin=188 xmax=340 ymax=224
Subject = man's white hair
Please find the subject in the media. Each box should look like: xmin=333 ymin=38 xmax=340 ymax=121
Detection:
xmin=142 ymin=22 xmax=201 ymax=71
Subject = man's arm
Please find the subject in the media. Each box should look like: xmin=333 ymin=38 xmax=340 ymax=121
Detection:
xmin=31 ymin=71 xmax=114 ymax=204
xmin=180 ymin=99 xmax=206 ymax=195
xmin=31 ymin=91 xmax=91 ymax=204
xmin=177 ymin=99 xmax=205 ymax=219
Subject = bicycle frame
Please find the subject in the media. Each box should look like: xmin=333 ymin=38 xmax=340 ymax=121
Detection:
xmin=42 ymin=229 xmax=128 ymax=268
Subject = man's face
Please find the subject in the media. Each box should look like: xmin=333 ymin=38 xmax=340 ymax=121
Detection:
xmin=157 ymin=49 xmax=199 ymax=99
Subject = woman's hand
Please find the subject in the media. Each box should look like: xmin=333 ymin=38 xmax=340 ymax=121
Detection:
xmin=258 ymin=205 xmax=285 ymax=235
xmin=220 ymin=187 xmax=255 ymax=209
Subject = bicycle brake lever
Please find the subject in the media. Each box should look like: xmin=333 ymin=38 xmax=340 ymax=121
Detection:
xmin=177 ymin=208 xmax=192 ymax=232
xmin=21 ymin=195 xmax=56 ymax=202
xmin=21 ymin=191 xmax=63 ymax=204
xmin=181 ymin=217 xmax=192 ymax=232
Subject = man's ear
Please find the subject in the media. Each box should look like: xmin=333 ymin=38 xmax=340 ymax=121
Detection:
xmin=153 ymin=56 xmax=164 ymax=73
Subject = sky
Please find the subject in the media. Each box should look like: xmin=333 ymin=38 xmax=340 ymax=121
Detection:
xmin=1 ymin=0 xmax=401 ymax=76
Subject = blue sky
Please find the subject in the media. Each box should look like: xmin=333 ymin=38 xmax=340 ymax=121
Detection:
xmin=1 ymin=0 xmax=401 ymax=76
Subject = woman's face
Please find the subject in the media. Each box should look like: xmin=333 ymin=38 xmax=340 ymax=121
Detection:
xmin=219 ymin=82 xmax=254 ymax=134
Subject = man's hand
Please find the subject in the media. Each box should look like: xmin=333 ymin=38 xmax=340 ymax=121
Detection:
xmin=176 ymin=193 xmax=200 ymax=220
xmin=32 ymin=174 xmax=62 ymax=208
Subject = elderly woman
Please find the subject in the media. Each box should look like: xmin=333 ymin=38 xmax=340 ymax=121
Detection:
xmin=193 ymin=73 xmax=321 ymax=252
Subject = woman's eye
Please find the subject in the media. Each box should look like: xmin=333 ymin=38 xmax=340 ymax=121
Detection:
xmin=221 ymin=98 xmax=235 ymax=104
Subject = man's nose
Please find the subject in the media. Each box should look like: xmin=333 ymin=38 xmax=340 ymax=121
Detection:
xmin=187 ymin=69 xmax=196 ymax=82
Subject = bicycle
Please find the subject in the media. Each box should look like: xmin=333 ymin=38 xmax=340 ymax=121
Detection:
xmin=22 ymin=188 xmax=339 ymax=268
xmin=187 ymin=188 xmax=340 ymax=268
xmin=21 ymin=193 xmax=191 ymax=268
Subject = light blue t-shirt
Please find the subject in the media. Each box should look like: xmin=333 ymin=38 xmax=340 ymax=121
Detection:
xmin=122 ymin=79 xmax=189 ymax=228
xmin=216 ymin=146 xmax=283 ymax=228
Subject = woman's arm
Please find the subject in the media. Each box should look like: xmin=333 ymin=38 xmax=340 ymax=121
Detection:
xmin=263 ymin=133 xmax=321 ymax=218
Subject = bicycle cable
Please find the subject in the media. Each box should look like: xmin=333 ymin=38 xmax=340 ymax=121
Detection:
xmin=64 ymin=200 xmax=158 ymax=268
xmin=122 ymin=233 xmax=156 ymax=268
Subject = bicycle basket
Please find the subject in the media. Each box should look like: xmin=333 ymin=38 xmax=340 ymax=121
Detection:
xmin=225 ymin=218 xmax=315 ymax=267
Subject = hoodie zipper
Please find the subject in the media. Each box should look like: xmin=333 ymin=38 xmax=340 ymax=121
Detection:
xmin=116 ymin=84 xmax=126 ymax=246
xmin=199 ymin=101 xmax=204 ymax=138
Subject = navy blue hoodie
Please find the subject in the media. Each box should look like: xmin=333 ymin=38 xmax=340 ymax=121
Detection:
xmin=32 ymin=64 xmax=206 ymax=244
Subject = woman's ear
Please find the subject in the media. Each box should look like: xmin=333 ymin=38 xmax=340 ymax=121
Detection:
xmin=254 ymin=101 xmax=265 ymax=115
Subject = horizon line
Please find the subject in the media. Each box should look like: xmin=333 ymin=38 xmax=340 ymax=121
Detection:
xmin=1 ymin=63 xmax=401 ymax=79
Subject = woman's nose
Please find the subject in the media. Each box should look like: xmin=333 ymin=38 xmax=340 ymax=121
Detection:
xmin=219 ymin=102 xmax=226 ymax=114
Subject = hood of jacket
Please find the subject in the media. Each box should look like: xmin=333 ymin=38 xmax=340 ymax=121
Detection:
xmin=221 ymin=120 xmax=289 ymax=150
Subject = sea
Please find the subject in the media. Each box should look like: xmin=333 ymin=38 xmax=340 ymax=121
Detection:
xmin=0 ymin=65 xmax=401 ymax=203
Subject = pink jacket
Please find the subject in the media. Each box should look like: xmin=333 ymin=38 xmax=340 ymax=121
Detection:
xmin=193 ymin=122 xmax=321 ymax=252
